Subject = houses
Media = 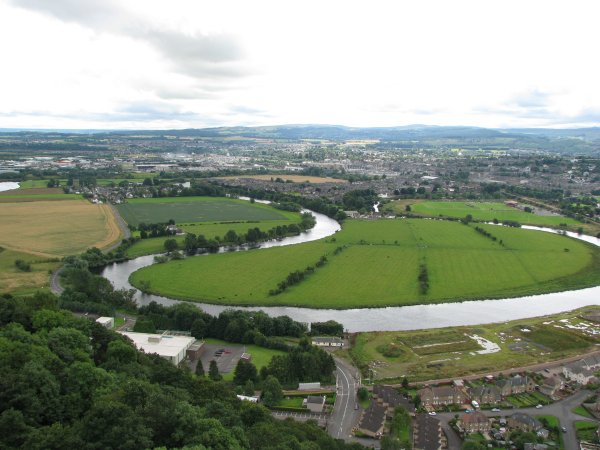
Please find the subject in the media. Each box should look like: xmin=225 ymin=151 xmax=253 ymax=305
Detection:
xmin=460 ymin=411 xmax=491 ymax=434
xmin=496 ymin=374 xmax=535 ymax=396
xmin=539 ymin=376 xmax=563 ymax=398
xmin=311 ymin=337 xmax=344 ymax=347
xmin=508 ymin=413 xmax=543 ymax=433
xmin=469 ymin=385 xmax=502 ymax=405
xmin=563 ymin=356 xmax=600 ymax=385
xmin=417 ymin=385 xmax=467 ymax=408
xmin=413 ymin=414 xmax=443 ymax=450
xmin=356 ymin=402 xmax=387 ymax=438
xmin=304 ymin=395 xmax=326 ymax=413
xmin=372 ymin=385 xmax=415 ymax=413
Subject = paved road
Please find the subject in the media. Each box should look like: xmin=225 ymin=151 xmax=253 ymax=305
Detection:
xmin=328 ymin=357 xmax=362 ymax=441
xmin=435 ymin=389 xmax=596 ymax=450
xmin=50 ymin=266 xmax=65 ymax=295
xmin=115 ymin=313 xmax=136 ymax=331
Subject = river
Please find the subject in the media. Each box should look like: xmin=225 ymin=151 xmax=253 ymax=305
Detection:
xmin=102 ymin=211 xmax=600 ymax=332
xmin=0 ymin=181 xmax=19 ymax=192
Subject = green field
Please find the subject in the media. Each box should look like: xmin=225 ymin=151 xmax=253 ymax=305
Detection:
xmin=116 ymin=196 xmax=292 ymax=226
xmin=203 ymin=338 xmax=285 ymax=381
xmin=0 ymin=248 xmax=59 ymax=296
xmin=391 ymin=201 xmax=579 ymax=227
xmin=130 ymin=218 xmax=600 ymax=309
xmin=348 ymin=307 xmax=600 ymax=381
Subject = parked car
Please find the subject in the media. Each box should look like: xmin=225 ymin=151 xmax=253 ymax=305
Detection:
xmin=491 ymin=408 xmax=501 ymax=412
xmin=561 ymin=426 xmax=567 ymax=433
xmin=535 ymin=404 xmax=543 ymax=409
xmin=428 ymin=412 xmax=437 ymax=416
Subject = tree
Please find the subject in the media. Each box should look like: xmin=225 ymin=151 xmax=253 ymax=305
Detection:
xmin=233 ymin=359 xmax=258 ymax=385
xmin=164 ymin=239 xmax=178 ymax=253
xmin=462 ymin=441 xmax=486 ymax=450
xmin=401 ymin=377 xmax=409 ymax=389
xmin=195 ymin=360 xmax=204 ymax=377
xmin=209 ymin=360 xmax=222 ymax=381
xmin=261 ymin=375 xmax=283 ymax=407
xmin=243 ymin=380 xmax=255 ymax=396
xmin=357 ymin=387 xmax=369 ymax=402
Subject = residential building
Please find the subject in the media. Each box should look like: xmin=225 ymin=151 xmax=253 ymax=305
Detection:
xmin=460 ymin=412 xmax=491 ymax=433
xmin=372 ymin=385 xmax=415 ymax=413
xmin=539 ymin=376 xmax=563 ymax=398
xmin=413 ymin=414 xmax=443 ymax=450
xmin=417 ymin=385 xmax=467 ymax=407
xmin=311 ymin=337 xmax=343 ymax=347
xmin=356 ymin=402 xmax=387 ymax=438
xmin=563 ymin=356 xmax=600 ymax=385
xmin=304 ymin=395 xmax=326 ymax=413
xmin=508 ymin=413 xmax=543 ymax=432
xmin=469 ymin=385 xmax=502 ymax=405
xmin=496 ymin=374 xmax=535 ymax=396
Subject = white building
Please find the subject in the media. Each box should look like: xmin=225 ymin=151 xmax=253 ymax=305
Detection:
xmin=119 ymin=332 xmax=196 ymax=365
xmin=96 ymin=317 xmax=114 ymax=329
xmin=563 ymin=355 xmax=600 ymax=385
xmin=311 ymin=337 xmax=343 ymax=347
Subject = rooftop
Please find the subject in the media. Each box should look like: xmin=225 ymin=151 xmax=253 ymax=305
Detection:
xmin=119 ymin=332 xmax=195 ymax=358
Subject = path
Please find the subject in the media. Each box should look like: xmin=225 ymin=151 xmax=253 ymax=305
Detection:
xmin=104 ymin=204 xmax=131 ymax=252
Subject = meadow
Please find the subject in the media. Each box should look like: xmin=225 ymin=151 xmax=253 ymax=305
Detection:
xmin=130 ymin=218 xmax=600 ymax=308
xmin=0 ymin=200 xmax=121 ymax=257
xmin=116 ymin=196 xmax=292 ymax=226
xmin=0 ymin=247 xmax=60 ymax=296
xmin=347 ymin=307 xmax=600 ymax=381
xmin=388 ymin=200 xmax=579 ymax=227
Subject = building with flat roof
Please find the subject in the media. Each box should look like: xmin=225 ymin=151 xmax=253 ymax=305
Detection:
xmin=119 ymin=331 xmax=196 ymax=365
xmin=96 ymin=317 xmax=114 ymax=329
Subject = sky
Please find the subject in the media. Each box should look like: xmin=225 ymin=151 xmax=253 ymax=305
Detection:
xmin=1 ymin=0 xmax=599 ymax=130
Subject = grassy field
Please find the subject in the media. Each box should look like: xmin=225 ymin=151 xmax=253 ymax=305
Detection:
xmin=388 ymin=201 xmax=579 ymax=227
xmin=0 ymin=187 xmax=83 ymax=202
xmin=203 ymin=338 xmax=285 ymax=381
xmin=0 ymin=200 xmax=121 ymax=257
xmin=116 ymin=196 xmax=292 ymax=226
xmin=216 ymin=174 xmax=347 ymax=183
xmin=575 ymin=421 xmax=598 ymax=442
xmin=130 ymin=218 xmax=600 ymax=308
xmin=0 ymin=248 xmax=60 ymax=296
xmin=348 ymin=307 xmax=600 ymax=381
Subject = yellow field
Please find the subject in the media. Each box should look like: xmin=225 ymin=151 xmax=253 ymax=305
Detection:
xmin=0 ymin=200 xmax=121 ymax=257
xmin=216 ymin=174 xmax=347 ymax=183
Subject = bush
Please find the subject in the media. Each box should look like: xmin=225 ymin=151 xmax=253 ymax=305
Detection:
xmin=14 ymin=259 xmax=31 ymax=272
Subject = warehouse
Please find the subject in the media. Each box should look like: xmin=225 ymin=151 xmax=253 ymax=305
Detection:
xmin=119 ymin=331 xmax=196 ymax=365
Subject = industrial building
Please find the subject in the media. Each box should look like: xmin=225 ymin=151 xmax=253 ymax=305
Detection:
xmin=119 ymin=331 xmax=196 ymax=365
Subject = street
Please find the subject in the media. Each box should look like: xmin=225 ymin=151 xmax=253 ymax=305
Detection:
xmin=328 ymin=357 xmax=362 ymax=441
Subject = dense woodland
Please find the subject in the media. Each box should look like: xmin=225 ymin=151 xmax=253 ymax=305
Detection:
xmin=0 ymin=292 xmax=361 ymax=449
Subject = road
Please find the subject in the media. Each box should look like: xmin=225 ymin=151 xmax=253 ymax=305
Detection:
xmin=50 ymin=266 xmax=65 ymax=294
xmin=328 ymin=357 xmax=362 ymax=441
xmin=435 ymin=389 xmax=595 ymax=450
xmin=105 ymin=204 xmax=131 ymax=252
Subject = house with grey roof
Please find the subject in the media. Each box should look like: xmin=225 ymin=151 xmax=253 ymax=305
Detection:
xmin=356 ymin=402 xmax=387 ymax=438
xmin=413 ymin=414 xmax=443 ymax=450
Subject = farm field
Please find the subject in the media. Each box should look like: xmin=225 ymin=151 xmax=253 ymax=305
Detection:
xmin=126 ymin=219 xmax=303 ymax=257
xmin=0 ymin=199 xmax=121 ymax=257
xmin=0 ymin=248 xmax=60 ymax=296
xmin=348 ymin=307 xmax=600 ymax=381
xmin=130 ymin=218 xmax=600 ymax=308
xmin=116 ymin=196 xmax=293 ymax=226
xmin=216 ymin=174 xmax=347 ymax=183
xmin=0 ymin=187 xmax=82 ymax=202
xmin=388 ymin=201 xmax=579 ymax=227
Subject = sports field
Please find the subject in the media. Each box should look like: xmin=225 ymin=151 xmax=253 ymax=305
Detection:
xmin=390 ymin=201 xmax=578 ymax=227
xmin=0 ymin=200 xmax=121 ymax=257
xmin=130 ymin=218 xmax=600 ymax=308
xmin=348 ymin=307 xmax=600 ymax=381
xmin=116 ymin=196 xmax=291 ymax=226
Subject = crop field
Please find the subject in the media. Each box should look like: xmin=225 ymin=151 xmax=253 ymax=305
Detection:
xmin=126 ymin=218 xmax=303 ymax=257
xmin=116 ymin=196 xmax=292 ymax=226
xmin=130 ymin=218 xmax=600 ymax=308
xmin=0 ymin=188 xmax=82 ymax=202
xmin=0 ymin=200 xmax=121 ymax=257
xmin=0 ymin=248 xmax=59 ymax=296
xmin=349 ymin=307 xmax=600 ymax=381
xmin=390 ymin=201 xmax=578 ymax=227
xmin=216 ymin=174 xmax=347 ymax=183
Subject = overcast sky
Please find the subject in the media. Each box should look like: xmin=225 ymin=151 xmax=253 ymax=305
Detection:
xmin=1 ymin=0 xmax=599 ymax=130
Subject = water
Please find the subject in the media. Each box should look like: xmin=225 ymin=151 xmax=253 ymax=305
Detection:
xmin=102 ymin=214 xmax=600 ymax=332
xmin=0 ymin=181 xmax=19 ymax=192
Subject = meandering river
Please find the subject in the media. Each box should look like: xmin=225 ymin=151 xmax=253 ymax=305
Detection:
xmin=102 ymin=209 xmax=600 ymax=332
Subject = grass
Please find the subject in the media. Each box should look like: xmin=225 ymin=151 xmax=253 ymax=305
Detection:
xmin=203 ymin=338 xmax=285 ymax=381
xmin=392 ymin=201 xmax=579 ymax=228
xmin=116 ymin=196 xmax=292 ymax=226
xmin=0 ymin=187 xmax=82 ymax=202
xmin=348 ymin=307 xmax=600 ymax=381
xmin=130 ymin=218 xmax=600 ymax=309
xmin=575 ymin=421 xmax=599 ymax=442
xmin=0 ymin=248 xmax=59 ymax=296
xmin=114 ymin=317 xmax=126 ymax=329
xmin=0 ymin=200 xmax=121 ymax=257
xmin=126 ymin=219 xmax=303 ymax=257
xmin=572 ymin=405 xmax=594 ymax=418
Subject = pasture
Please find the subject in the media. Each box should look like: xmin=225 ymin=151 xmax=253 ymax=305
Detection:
xmin=0 ymin=200 xmax=121 ymax=257
xmin=0 ymin=248 xmax=59 ymax=296
xmin=348 ymin=307 xmax=600 ymax=381
xmin=116 ymin=196 xmax=292 ymax=226
xmin=130 ymin=218 xmax=600 ymax=308
xmin=391 ymin=201 xmax=579 ymax=227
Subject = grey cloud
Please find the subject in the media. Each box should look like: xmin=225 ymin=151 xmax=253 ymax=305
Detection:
xmin=9 ymin=0 xmax=247 ymax=80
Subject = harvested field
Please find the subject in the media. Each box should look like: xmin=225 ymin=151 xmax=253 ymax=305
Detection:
xmin=0 ymin=200 xmax=121 ymax=257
